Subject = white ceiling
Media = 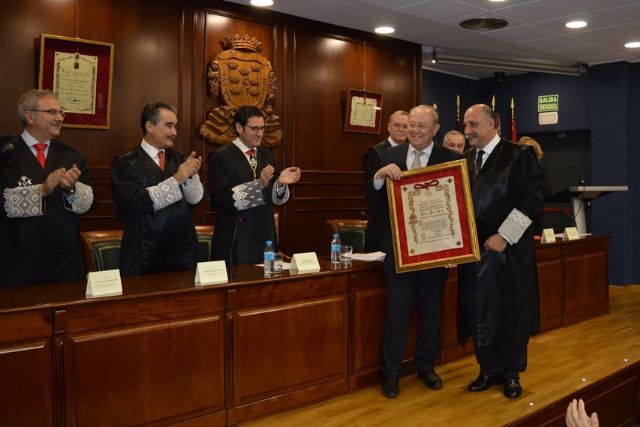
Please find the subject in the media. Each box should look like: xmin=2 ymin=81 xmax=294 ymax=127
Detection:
xmin=223 ymin=0 xmax=640 ymax=79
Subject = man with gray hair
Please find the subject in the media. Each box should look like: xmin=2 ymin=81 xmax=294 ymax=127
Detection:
xmin=0 ymin=89 xmax=94 ymax=286
xmin=442 ymin=129 xmax=465 ymax=155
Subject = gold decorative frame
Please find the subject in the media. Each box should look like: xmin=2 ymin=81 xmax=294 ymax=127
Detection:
xmin=38 ymin=34 xmax=114 ymax=129
xmin=387 ymin=159 xmax=480 ymax=273
xmin=344 ymin=89 xmax=382 ymax=134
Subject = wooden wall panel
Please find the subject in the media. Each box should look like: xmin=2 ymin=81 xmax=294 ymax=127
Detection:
xmin=0 ymin=0 xmax=420 ymax=258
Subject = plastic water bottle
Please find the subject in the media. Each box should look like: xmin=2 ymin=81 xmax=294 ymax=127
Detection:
xmin=331 ymin=233 xmax=341 ymax=264
xmin=264 ymin=240 xmax=275 ymax=275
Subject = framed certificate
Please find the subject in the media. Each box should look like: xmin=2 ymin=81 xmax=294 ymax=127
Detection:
xmin=38 ymin=34 xmax=114 ymax=129
xmin=344 ymin=89 xmax=382 ymax=134
xmin=387 ymin=159 xmax=480 ymax=273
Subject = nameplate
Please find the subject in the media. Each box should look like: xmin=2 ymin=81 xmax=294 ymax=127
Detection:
xmin=195 ymin=261 xmax=228 ymax=286
xmin=86 ymin=269 xmax=123 ymax=298
xmin=290 ymin=252 xmax=321 ymax=274
xmin=540 ymin=228 xmax=556 ymax=244
xmin=563 ymin=227 xmax=581 ymax=241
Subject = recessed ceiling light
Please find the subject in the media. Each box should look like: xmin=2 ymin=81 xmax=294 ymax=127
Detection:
xmin=625 ymin=41 xmax=640 ymax=48
xmin=250 ymin=0 xmax=274 ymax=6
xmin=489 ymin=0 xmax=507 ymax=2
xmin=375 ymin=26 xmax=395 ymax=34
xmin=566 ymin=20 xmax=588 ymax=29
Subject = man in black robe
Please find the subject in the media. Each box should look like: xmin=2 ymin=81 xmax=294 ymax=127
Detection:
xmin=208 ymin=106 xmax=301 ymax=266
xmin=367 ymin=105 xmax=461 ymax=398
xmin=0 ymin=89 xmax=94 ymax=287
xmin=111 ymin=101 xmax=204 ymax=276
xmin=362 ymin=110 xmax=409 ymax=251
xmin=458 ymin=104 xmax=544 ymax=399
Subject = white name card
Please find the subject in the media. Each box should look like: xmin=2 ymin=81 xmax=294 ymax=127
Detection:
xmin=290 ymin=252 xmax=321 ymax=274
xmin=563 ymin=227 xmax=581 ymax=241
xmin=540 ymin=228 xmax=556 ymax=244
xmin=195 ymin=261 xmax=228 ymax=286
xmin=86 ymin=269 xmax=123 ymax=298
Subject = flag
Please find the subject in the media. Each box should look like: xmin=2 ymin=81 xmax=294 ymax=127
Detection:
xmin=511 ymin=97 xmax=517 ymax=141
xmin=455 ymin=95 xmax=463 ymax=132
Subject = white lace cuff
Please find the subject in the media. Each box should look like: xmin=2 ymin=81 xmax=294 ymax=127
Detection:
xmin=4 ymin=185 xmax=44 ymax=218
xmin=181 ymin=174 xmax=204 ymax=205
xmin=498 ymin=208 xmax=532 ymax=244
xmin=232 ymin=179 xmax=265 ymax=211
xmin=68 ymin=181 xmax=94 ymax=214
xmin=147 ymin=177 xmax=183 ymax=212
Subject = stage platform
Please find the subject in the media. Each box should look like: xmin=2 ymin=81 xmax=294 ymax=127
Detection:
xmin=242 ymin=285 xmax=640 ymax=427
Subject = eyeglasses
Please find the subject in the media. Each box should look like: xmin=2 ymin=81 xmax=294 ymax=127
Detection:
xmin=245 ymin=125 xmax=266 ymax=132
xmin=29 ymin=109 xmax=66 ymax=118
xmin=408 ymin=122 xmax=434 ymax=131
xmin=390 ymin=123 xmax=408 ymax=129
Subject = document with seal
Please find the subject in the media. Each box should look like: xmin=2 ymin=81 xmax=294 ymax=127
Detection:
xmin=387 ymin=159 xmax=480 ymax=273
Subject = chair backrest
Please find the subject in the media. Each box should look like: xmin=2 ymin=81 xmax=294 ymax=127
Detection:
xmin=195 ymin=225 xmax=214 ymax=262
xmin=326 ymin=219 xmax=368 ymax=253
xmin=80 ymin=230 xmax=124 ymax=272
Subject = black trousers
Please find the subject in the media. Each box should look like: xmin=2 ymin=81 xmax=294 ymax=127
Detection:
xmin=381 ymin=255 xmax=448 ymax=379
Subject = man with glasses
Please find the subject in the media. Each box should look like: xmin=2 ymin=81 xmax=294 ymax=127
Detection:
xmin=111 ymin=100 xmax=204 ymax=276
xmin=208 ymin=105 xmax=301 ymax=266
xmin=0 ymin=89 xmax=94 ymax=286
xmin=362 ymin=110 xmax=409 ymax=251
xmin=367 ymin=105 xmax=461 ymax=398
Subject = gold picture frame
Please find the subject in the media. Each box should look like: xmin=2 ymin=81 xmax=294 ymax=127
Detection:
xmin=387 ymin=159 xmax=480 ymax=273
xmin=38 ymin=34 xmax=114 ymax=129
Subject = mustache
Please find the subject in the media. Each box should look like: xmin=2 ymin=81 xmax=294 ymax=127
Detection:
xmin=465 ymin=133 xmax=477 ymax=140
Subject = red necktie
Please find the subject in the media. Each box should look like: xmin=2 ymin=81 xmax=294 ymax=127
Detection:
xmin=158 ymin=150 xmax=165 ymax=171
xmin=34 ymin=143 xmax=47 ymax=169
xmin=245 ymin=149 xmax=256 ymax=157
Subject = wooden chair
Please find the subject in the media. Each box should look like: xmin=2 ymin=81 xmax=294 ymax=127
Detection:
xmin=80 ymin=230 xmax=124 ymax=272
xmin=195 ymin=225 xmax=214 ymax=262
xmin=326 ymin=219 xmax=368 ymax=253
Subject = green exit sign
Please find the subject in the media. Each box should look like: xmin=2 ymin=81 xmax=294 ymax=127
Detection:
xmin=538 ymin=94 xmax=559 ymax=112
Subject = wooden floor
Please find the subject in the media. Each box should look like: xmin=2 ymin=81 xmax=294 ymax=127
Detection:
xmin=241 ymin=285 xmax=640 ymax=427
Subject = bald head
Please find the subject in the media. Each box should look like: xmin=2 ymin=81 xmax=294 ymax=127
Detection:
xmin=463 ymin=104 xmax=497 ymax=149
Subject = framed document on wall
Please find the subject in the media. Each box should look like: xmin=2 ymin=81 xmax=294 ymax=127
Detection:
xmin=344 ymin=89 xmax=382 ymax=134
xmin=387 ymin=159 xmax=480 ymax=273
xmin=38 ymin=34 xmax=114 ymax=129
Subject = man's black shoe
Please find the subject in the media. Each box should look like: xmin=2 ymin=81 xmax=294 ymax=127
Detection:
xmin=503 ymin=376 xmax=522 ymax=399
xmin=381 ymin=377 xmax=399 ymax=398
xmin=417 ymin=369 xmax=443 ymax=390
xmin=467 ymin=373 xmax=503 ymax=392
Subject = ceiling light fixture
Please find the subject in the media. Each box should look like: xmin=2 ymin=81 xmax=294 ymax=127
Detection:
xmin=460 ymin=18 xmax=508 ymax=31
xmin=375 ymin=26 xmax=395 ymax=35
xmin=566 ymin=20 xmax=588 ymax=29
xmin=431 ymin=48 xmax=437 ymax=64
xmin=624 ymin=41 xmax=640 ymax=48
xmin=250 ymin=0 xmax=274 ymax=6
xmin=424 ymin=52 xmax=587 ymax=76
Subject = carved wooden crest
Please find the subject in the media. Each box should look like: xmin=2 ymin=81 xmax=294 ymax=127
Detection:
xmin=200 ymin=34 xmax=281 ymax=147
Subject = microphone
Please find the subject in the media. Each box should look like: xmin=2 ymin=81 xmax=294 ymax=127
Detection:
xmin=227 ymin=214 xmax=239 ymax=279
xmin=569 ymin=166 xmax=585 ymax=186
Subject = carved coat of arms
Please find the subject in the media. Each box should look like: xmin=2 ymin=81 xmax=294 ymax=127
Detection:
xmin=200 ymin=34 xmax=281 ymax=147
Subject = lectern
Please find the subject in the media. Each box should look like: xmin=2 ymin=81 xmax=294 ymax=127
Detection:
xmin=555 ymin=186 xmax=629 ymax=235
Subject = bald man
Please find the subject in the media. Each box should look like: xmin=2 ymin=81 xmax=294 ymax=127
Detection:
xmin=458 ymin=104 xmax=544 ymax=399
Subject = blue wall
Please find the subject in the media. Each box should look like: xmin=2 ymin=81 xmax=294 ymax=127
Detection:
xmin=589 ymin=62 xmax=638 ymax=284
xmin=478 ymin=72 xmax=591 ymax=135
